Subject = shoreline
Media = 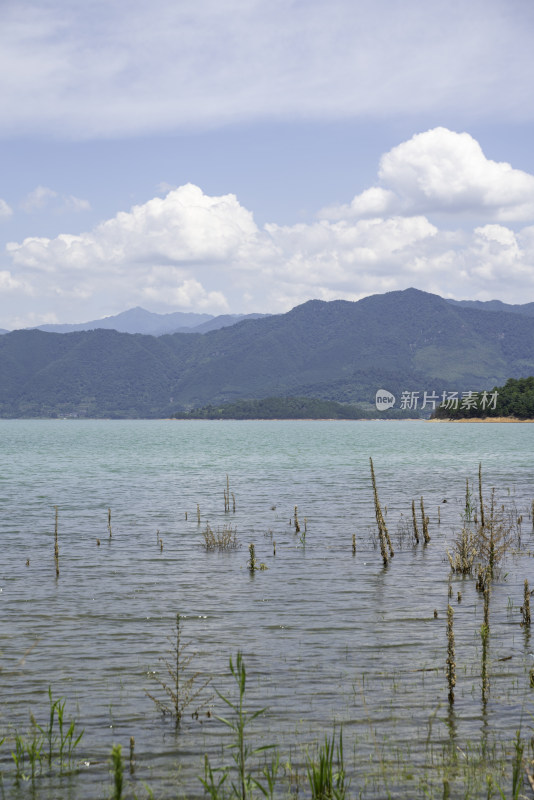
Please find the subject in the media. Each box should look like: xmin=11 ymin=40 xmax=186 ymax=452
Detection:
xmin=428 ymin=416 xmax=534 ymax=423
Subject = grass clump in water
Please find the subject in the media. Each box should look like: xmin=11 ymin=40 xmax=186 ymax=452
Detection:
xmin=203 ymin=523 xmax=240 ymax=551
xmin=306 ymin=728 xmax=347 ymax=800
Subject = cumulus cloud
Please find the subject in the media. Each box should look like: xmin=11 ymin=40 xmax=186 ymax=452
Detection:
xmin=0 ymin=0 xmax=533 ymax=138
xmin=3 ymin=128 xmax=534 ymax=327
xmin=9 ymin=184 xmax=259 ymax=275
xmin=323 ymin=128 xmax=534 ymax=222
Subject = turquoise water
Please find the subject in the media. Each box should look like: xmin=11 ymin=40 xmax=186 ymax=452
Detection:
xmin=0 ymin=420 xmax=533 ymax=798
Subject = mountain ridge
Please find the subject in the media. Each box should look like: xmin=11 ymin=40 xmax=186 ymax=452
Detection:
xmin=3 ymin=294 xmax=534 ymax=336
xmin=1 ymin=288 xmax=534 ymax=418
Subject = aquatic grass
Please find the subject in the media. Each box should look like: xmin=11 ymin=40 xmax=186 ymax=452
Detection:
xmin=203 ymin=523 xmax=240 ymax=551
xmin=145 ymin=613 xmax=211 ymax=726
xmin=306 ymin=728 xmax=347 ymax=800
xmin=463 ymin=478 xmax=476 ymax=524
xmin=480 ymin=582 xmax=491 ymax=705
xmin=411 ymin=499 xmax=420 ymax=544
xmin=53 ymin=505 xmax=59 ymax=578
xmin=248 ymin=543 xmax=257 ymax=572
xmin=129 ymin=736 xmax=135 ymax=775
xmin=478 ymin=463 xmax=485 ymax=529
xmin=8 ymin=688 xmax=83 ymax=785
xmin=521 ymin=579 xmax=531 ymax=627
xmin=247 ymin=544 xmax=267 ymax=571
xmin=224 ymin=475 xmax=230 ymax=513
xmin=476 ymin=489 xmax=514 ymax=577
xmin=446 ymin=605 xmax=456 ymax=705
xmin=447 ymin=527 xmax=477 ymax=574
xmin=369 ymin=457 xmax=393 ymax=565
xmin=202 ymin=652 xmax=274 ymax=800
xmin=420 ymin=496 xmax=430 ymax=544
xmin=110 ymin=743 xmax=123 ymax=800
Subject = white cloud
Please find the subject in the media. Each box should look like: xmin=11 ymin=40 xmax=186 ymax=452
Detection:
xmin=0 ymin=270 xmax=21 ymax=289
xmin=21 ymin=185 xmax=91 ymax=214
xmin=62 ymin=195 xmax=91 ymax=213
xmin=21 ymin=185 xmax=58 ymax=212
xmin=0 ymin=0 xmax=533 ymax=138
xmin=142 ymin=276 xmax=228 ymax=311
xmin=0 ymin=199 xmax=13 ymax=218
xmin=324 ymin=128 xmax=534 ymax=222
xmin=4 ymin=128 xmax=534 ymax=327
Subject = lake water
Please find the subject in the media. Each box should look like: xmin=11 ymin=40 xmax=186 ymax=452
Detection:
xmin=1 ymin=419 xmax=533 ymax=799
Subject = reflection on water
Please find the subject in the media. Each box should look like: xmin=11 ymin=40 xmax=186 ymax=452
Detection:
xmin=0 ymin=420 xmax=533 ymax=798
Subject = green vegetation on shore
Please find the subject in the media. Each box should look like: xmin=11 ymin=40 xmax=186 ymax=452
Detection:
xmin=171 ymin=396 xmax=417 ymax=420
xmin=433 ymin=376 xmax=534 ymax=419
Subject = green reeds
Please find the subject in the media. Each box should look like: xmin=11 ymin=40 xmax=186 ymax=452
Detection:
xmin=108 ymin=507 xmax=112 ymax=538
xmin=197 ymin=504 xmax=201 ymax=524
xmin=369 ymin=457 xmax=393 ymax=565
xmin=446 ymin=604 xmax=456 ymax=704
xmin=306 ymin=728 xmax=347 ymax=800
xmin=201 ymin=652 xmax=273 ymax=800
xmin=110 ymin=743 xmax=123 ymax=800
xmin=11 ymin=691 xmax=84 ymax=783
xmin=352 ymin=534 xmax=356 ymax=555
xmin=294 ymin=506 xmax=300 ymax=534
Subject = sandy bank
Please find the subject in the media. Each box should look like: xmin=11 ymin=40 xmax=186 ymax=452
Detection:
xmin=429 ymin=416 xmax=534 ymax=423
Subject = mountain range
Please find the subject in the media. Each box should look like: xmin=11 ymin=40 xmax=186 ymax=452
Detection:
xmin=0 ymin=308 xmax=268 ymax=336
xmin=3 ymin=296 xmax=534 ymax=337
xmin=1 ymin=288 xmax=534 ymax=417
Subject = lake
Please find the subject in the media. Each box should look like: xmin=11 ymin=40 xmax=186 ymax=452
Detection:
xmin=1 ymin=419 xmax=533 ymax=798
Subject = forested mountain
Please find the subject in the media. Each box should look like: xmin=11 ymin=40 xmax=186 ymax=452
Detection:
xmin=2 ymin=288 xmax=534 ymax=417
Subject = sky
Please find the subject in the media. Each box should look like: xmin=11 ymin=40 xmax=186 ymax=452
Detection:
xmin=2 ymin=0 xmax=534 ymax=328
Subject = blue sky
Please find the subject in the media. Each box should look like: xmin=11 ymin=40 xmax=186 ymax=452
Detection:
xmin=1 ymin=0 xmax=534 ymax=328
